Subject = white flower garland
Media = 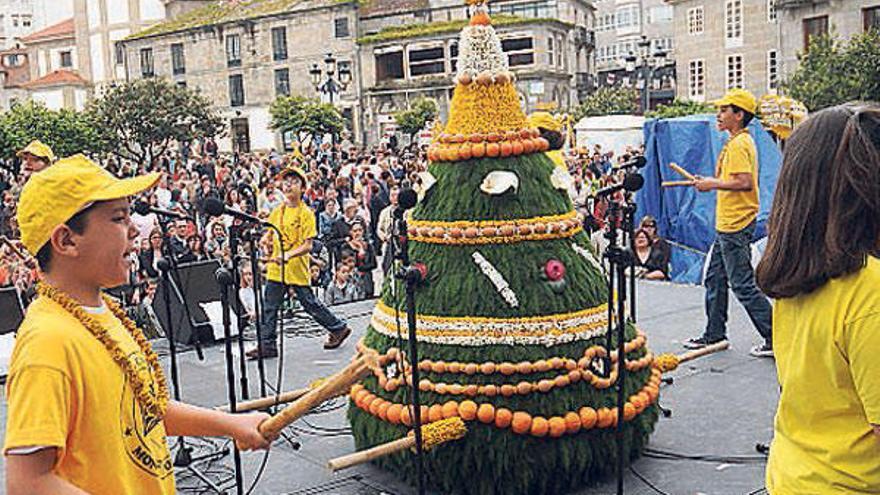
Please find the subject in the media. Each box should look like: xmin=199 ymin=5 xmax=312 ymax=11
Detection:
xmin=456 ymin=24 xmax=509 ymax=79
xmin=572 ymin=243 xmax=606 ymax=274
xmin=472 ymin=251 xmax=518 ymax=307
xmin=369 ymin=301 xmax=609 ymax=347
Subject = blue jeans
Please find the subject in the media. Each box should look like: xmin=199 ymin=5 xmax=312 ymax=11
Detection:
xmin=704 ymin=222 xmax=772 ymax=344
xmin=258 ymin=280 xmax=347 ymax=349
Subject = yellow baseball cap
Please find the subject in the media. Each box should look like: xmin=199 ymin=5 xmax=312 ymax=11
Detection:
xmin=713 ymin=88 xmax=758 ymax=115
xmin=17 ymin=154 xmax=160 ymax=256
xmin=275 ymin=166 xmax=308 ymax=186
xmin=17 ymin=139 xmax=56 ymax=162
xmin=528 ymin=111 xmax=562 ymax=133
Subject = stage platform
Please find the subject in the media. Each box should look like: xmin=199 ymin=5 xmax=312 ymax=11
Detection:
xmin=0 ymin=281 xmax=778 ymax=494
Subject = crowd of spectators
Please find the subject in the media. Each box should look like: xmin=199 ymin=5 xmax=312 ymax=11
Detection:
xmin=0 ymin=135 xmax=670 ymax=327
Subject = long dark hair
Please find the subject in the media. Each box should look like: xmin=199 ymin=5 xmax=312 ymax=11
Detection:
xmin=756 ymin=103 xmax=880 ymax=299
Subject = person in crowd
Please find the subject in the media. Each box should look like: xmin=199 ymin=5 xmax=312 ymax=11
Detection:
xmin=247 ymin=167 xmax=351 ymax=360
xmin=178 ymin=234 xmax=207 ymax=263
xmin=639 ymin=215 xmax=671 ymax=267
xmin=139 ymin=228 xmax=164 ymax=280
xmin=318 ymin=195 xmax=342 ymax=241
xmin=345 ymin=221 xmax=377 ymax=298
xmin=324 ymin=262 xmax=359 ymax=306
xmin=755 ymin=103 xmax=880 ymax=494
xmin=633 ymin=228 xmax=669 ymax=280
xmin=376 ymin=185 xmax=399 ymax=275
xmin=686 ymin=88 xmax=774 ymax=357
xmin=16 ymin=140 xmax=55 ymax=176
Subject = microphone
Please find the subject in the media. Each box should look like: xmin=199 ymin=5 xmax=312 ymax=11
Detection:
xmin=132 ymin=200 xmax=190 ymax=220
xmin=203 ymin=197 xmax=267 ymax=225
xmin=612 ymin=155 xmax=647 ymax=170
xmin=592 ymin=173 xmax=645 ymax=198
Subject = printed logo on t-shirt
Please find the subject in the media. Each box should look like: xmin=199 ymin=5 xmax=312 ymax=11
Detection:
xmin=119 ymin=351 xmax=173 ymax=479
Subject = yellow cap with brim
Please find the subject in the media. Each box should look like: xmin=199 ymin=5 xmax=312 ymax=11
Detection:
xmin=17 ymin=139 xmax=56 ymax=162
xmin=275 ymin=166 xmax=308 ymax=186
xmin=527 ymin=111 xmax=563 ymax=132
xmin=713 ymin=88 xmax=758 ymax=115
xmin=17 ymin=154 xmax=160 ymax=256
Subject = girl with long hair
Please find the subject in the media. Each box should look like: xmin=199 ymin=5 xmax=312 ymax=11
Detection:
xmin=756 ymin=104 xmax=880 ymax=494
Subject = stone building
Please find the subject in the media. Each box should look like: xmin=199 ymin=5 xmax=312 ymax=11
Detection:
xmin=667 ymin=0 xmax=879 ymax=103
xmin=0 ymin=0 xmax=35 ymax=50
xmin=593 ymin=0 xmax=675 ymax=109
xmin=19 ymin=18 xmax=88 ymax=110
xmin=72 ymin=0 xmax=169 ymax=86
xmin=121 ymin=0 xmax=596 ymax=151
xmin=0 ymin=48 xmax=29 ymax=109
xmin=777 ymin=0 xmax=880 ymax=80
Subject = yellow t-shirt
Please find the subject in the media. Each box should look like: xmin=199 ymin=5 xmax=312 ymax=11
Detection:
xmin=3 ymin=297 xmax=174 ymax=495
xmin=266 ymin=202 xmax=317 ymax=286
xmin=715 ymin=130 xmax=759 ymax=233
xmin=767 ymin=256 xmax=880 ymax=494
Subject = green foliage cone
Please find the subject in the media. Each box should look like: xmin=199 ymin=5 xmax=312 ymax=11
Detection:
xmin=349 ymin=149 xmax=659 ymax=494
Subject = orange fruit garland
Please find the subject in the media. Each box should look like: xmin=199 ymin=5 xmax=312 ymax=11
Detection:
xmin=530 ymin=416 xmax=549 ymax=437
xmin=548 ymin=417 xmax=567 ymax=438
xmin=511 ymin=411 xmax=532 ymax=434
xmin=564 ymin=412 xmax=582 ymax=434
xmin=495 ymin=408 xmax=513 ymax=428
xmin=579 ymin=407 xmax=598 ymax=429
xmin=442 ymin=400 xmax=460 ymax=419
xmin=459 ymin=400 xmax=478 ymax=421
xmin=477 ymin=403 xmax=496 ymax=424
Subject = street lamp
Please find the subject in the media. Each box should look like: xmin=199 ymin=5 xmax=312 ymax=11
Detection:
xmin=625 ymin=36 xmax=670 ymax=114
xmin=309 ymin=52 xmax=351 ymax=105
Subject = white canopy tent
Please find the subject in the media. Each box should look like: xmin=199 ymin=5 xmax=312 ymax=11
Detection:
xmin=574 ymin=115 xmax=646 ymax=155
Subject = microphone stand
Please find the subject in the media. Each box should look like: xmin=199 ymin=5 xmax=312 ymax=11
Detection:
xmin=602 ymin=197 xmax=634 ymax=495
xmin=156 ymin=250 xmax=224 ymax=493
xmin=392 ymin=207 xmax=426 ymax=495
xmin=246 ymin=225 xmax=269 ymax=399
xmin=229 ymin=222 xmax=251 ymax=401
xmin=623 ymin=197 xmax=638 ymax=323
xmin=215 ymin=267 xmax=245 ymax=495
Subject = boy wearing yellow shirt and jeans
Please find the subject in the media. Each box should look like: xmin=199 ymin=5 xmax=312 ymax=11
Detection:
xmin=4 ymin=155 xmax=275 ymax=495
xmin=246 ymin=167 xmax=351 ymax=360
xmin=686 ymin=89 xmax=773 ymax=357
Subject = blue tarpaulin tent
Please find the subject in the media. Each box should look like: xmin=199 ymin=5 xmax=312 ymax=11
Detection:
xmin=635 ymin=114 xmax=783 ymax=284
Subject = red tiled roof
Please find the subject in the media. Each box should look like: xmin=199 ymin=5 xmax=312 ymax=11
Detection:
xmin=22 ymin=69 xmax=88 ymax=89
xmin=21 ymin=19 xmax=75 ymax=43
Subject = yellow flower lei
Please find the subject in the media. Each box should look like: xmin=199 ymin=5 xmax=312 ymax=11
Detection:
xmin=37 ymin=282 xmax=170 ymax=419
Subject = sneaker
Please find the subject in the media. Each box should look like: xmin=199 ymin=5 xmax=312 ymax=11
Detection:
xmin=683 ymin=335 xmax=728 ymax=350
xmin=246 ymin=345 xmax=278 ymax=360
xmin=749 ymin=343 xmax=774 ymax=358
xmin=324 ymin=327 xmax=352 ymax=350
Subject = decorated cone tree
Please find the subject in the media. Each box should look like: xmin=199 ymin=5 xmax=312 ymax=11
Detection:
xmin=348 ymin=2 xmax=660 ymax=493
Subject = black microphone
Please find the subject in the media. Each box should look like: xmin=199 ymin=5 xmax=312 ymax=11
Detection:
xmin=612 ymin=155 xmax=647 ymax=170
xmin=133 ymin=200 xmax=190 ymax=220
xmin=203 ymin=197 xmax=267 ymax=225
xmin=592 ymin=173 xmax=645 ymax=198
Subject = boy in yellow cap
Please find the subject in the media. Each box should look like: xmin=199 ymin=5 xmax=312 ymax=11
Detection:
xmin=4 ymin=155 xmax=276 ymax=495
xmin=16 ymin=140 xmax=55 ymax=174
xmin=247 ymin=166 xmax=351 ymax=360
xmin=686 ymin=88 xmax=773 ymax=357
xmin=528 ymin=111 xmax=566 ymax=168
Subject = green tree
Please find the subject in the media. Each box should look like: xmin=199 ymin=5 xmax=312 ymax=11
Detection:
xmin=572 ymin=86 xmax=639 ymax=121
xmin=784 ymin=30 xmax=880 ymax=110
xmin=268 ymin=95 xmax=345 ymax=145
xmin=88 ymin=78 xmax=225 ymax=165
xmin=645 ymin=99 xmax=715 ymax=119
xmin=393 ymin=97 xmax=438 ymax=140
xmin=0 ymin=101 xmax=107 ymax=159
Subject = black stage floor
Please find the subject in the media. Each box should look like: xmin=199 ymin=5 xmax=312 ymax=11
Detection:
xmin=0 ymin=281 xmax=778 ymax=494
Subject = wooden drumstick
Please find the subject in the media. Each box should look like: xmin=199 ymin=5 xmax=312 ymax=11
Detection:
xmin=258 ymin=354 xmax=376 ymax=438
xmin=216 ymin=387 xmax=310 ymax=413
xmin=668 ymin=162 xmax=696 ymax=181
xmin=654 ymin=341 xmax=730 ymax=372
xmin=327 ymin=417 xmax=467 ymax=472
xmin=662 ymin=180 xmax=695 ymax=187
